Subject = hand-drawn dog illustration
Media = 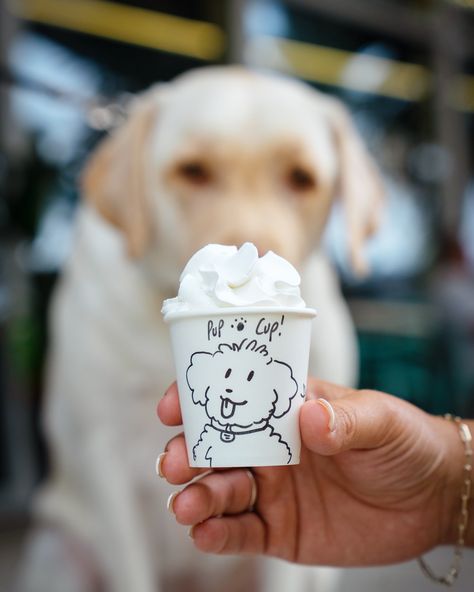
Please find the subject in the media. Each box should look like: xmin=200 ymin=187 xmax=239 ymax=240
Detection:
xmin=186 ymin=338 xmax=298 ymax=466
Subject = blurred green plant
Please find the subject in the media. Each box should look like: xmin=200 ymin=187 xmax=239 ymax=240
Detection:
xmin=6 ymin=315 xmax=41 ymax=381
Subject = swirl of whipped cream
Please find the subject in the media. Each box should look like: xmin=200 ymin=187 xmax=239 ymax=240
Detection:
xmin=162 ymin=243 xmax=306 ymax=316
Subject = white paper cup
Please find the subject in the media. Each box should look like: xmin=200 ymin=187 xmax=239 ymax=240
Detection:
xmin=164 ymin=307 xmax=316 ymax=468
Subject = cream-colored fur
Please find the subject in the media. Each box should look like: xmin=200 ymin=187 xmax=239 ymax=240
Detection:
xmin=22 ymin=67 xmax=382 ymax=592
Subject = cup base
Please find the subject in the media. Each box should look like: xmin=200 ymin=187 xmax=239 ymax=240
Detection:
xmin=189 ymin=456 xmax=301 ymax=468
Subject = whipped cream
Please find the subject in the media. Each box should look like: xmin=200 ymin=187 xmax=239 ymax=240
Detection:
xmin=162 ymin=243 xmax=306 ymax=316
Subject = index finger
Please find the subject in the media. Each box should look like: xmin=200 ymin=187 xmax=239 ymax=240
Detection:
xmin=157 ymin=382 xmax=183 ymax=426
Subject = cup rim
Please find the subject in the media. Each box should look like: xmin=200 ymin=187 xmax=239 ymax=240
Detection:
xmin=163 ymin=306 xmax=317 ymax=323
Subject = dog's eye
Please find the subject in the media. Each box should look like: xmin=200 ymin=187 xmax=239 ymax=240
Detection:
xmin=286 ymin=166 xmax=316 ymax=193
xmin=247 ymin=370 xmax=254 ymax=382
xmin=177 ymin=161 xmax=212 ymax=186
xmin=225 ymin=368 xmax=232 ymax=378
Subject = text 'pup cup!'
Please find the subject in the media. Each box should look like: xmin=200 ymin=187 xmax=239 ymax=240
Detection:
xmin=162 ymin=243 xmax=316 ymax=468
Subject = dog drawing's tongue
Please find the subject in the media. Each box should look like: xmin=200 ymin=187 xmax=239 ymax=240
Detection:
xmin=221 ymin=397 xmax=236 ymax=419
xmin=220 ymin=396 xmax=247 ymax=419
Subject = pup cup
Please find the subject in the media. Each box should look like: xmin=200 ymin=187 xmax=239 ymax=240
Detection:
xmin=162 ymin=244 xmax=316 ymax=468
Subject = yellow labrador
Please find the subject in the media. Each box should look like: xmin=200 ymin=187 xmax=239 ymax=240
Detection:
xmin=21 ymin=67 xmax=382 ymax=592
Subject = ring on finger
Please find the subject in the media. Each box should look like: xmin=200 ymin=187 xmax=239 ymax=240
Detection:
xmin=245 ymin=469 xmax=258 ymax=512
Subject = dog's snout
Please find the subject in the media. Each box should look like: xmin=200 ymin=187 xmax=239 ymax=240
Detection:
xmin=225 ymin=388 xmax=233 ymax=393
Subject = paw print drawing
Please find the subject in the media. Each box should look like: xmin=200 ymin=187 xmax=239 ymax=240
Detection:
xmin=186 ymin=338 xmax=298 ymax=467
xmin=230 ymin=317 xmax=247 ymax=332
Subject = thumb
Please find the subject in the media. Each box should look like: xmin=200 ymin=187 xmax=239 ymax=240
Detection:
xmin=300 ymin=390 xmax=396 ymax=455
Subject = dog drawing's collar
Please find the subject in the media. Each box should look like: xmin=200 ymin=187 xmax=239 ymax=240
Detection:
xmin=210 ymin=419 xmax=269 ymax=443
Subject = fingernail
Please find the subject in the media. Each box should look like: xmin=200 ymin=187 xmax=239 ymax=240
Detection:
xmin=155 ymin=453 xmax=166 ymax=478
xmin=167 ymin=491 xmax=179 ymax=514
xmin=317 ymin=398 xmax=336 ymax=432
xmin=164 ymin=435 xmax=178 ymax=452
xmin=188 ymin=525 xmax=195 ymax=539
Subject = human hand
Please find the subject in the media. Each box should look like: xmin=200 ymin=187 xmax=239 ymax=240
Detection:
xmin=157 ymin=379 xmax=464 ymax=566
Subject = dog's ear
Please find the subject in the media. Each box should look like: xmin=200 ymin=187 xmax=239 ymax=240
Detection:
xmin=272 ymin=360 xmax=298 ymax=418
xmin=81 ymin=88 xmax=163 ymax=258
xmin=186 ymin=352 xmax=213 ymax=406
xmin=324 ymin=97 xmax=384 ymax=276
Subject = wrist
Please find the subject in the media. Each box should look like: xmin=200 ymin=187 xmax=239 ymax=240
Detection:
xmin=418 ymin=416 xmax=473 ymax=586
xmin=439 ymin=417 xmax=474 ymax=547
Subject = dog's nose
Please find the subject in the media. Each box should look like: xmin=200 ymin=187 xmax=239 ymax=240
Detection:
xmin=248 ymin=241 xmax=269 ymax=258
xmin=225 ymin=388 xmax=233 ymax=393
xmin=253 ymin=241 xmax=284 ymax=259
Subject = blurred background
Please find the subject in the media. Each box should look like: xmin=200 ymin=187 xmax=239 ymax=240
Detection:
xmin=1 ymin=0 xmax=473 ymax=590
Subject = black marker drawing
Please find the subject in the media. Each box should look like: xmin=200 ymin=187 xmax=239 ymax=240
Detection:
xmin=255 ymin=315 xmax=284 ymax=342
xmin=230 ymin=317 xmax=247 ymax=332
xmin=186 ymin=338 xmax=298 ymax=467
